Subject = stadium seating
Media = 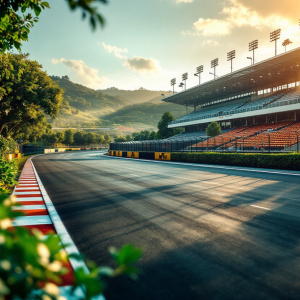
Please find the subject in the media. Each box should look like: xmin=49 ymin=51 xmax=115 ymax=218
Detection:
xmin=197 ymin=122 xmax=294 ymax=149
xmin=170 ymin=88 xmax=300 ymax=126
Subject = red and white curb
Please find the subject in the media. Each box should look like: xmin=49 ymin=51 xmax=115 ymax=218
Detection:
xmin=13 ymin=157 xmax=105 ymax=300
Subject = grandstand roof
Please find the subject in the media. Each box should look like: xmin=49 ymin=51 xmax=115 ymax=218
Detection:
xmin=162 ymin=47 xmax=300 ymax=106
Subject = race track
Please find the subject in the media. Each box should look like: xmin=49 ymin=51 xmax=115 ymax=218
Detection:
xmin=32 ymin=151 xmax=300 ymax=300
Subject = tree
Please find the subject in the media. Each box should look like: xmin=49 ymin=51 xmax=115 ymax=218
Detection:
xmin=13 ymin=114 xmax=53 ymax=143
xmin=64 ymin=129 xmax=74 ymax=145
xmin=157 ymin=112 xmax=180 ymax=139
xmin=149 ymin=131 xmax=157 ymax=140
xmin=126 ymin=134 xmax=132 ymax=141
xmin=45 ymin=133 xmax=57 ymax=146
xmin=114 ymin=136 xmax=127 ymax=142
xmin=0 ymin=0 xmax=108 ymax=52
xmin=206 ymin=121 xmax=221 ymax=137
xmin=73 ymin=131 xmax=84 ymax=145
xmin=85 ymin=132 xmax=96 ymax=144
xmin=62 ymin=75 xmax=70 ymax=80
xmin=0 ymin=53 xmax=63 ymax=137
xmin=103 ymin=134 xmax=111 ymax=144
xmin=56 ymin=131 xmax=65 ymax=143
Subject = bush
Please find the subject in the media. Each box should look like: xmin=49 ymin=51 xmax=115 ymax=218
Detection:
xmin=0 ymin=138 xmax=18 ymax=157
xmin=171 ymin=152 xmax=300 ymax=171
xmin=0 ymin=158 xmax=18 ymax=191
xmin=206 ymin=121 xmax=221 ymax=137
xmin=0 ymin=194 xmax=142 ymax=300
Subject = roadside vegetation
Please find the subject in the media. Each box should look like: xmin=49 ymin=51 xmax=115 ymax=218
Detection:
xmin=171 ymin=152 xmax=300 ymax=171
xmin=0 ymin=2 xmax=144 ymax=299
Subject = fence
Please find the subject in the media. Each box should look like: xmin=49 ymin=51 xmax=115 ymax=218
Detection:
xmin=110 ymin=132 xmax=300 ymax=153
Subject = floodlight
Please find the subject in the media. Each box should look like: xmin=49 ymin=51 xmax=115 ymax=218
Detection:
xmin=227 ymin=50 xmax=235 ymax=73
xmin=211 ymin=58 xmax=218 ymax=68
xmin=270 ymin=29 xmax=281 ymax=56
xmin=248 ymin=40 xmax=258 ymax=65
xmin=196 ymin=65 xmax=203 ymax=73
xmin=194 ymin=65 xmax=204 ymax=85
xmin=211 ymin=58 xmax=218 ymax=79
xmin=182 ymin=73 xmax=188 ymax=90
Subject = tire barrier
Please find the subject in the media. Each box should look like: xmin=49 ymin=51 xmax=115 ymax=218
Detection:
xmin=127 ymin=152 xmax=139 ymax=158
xmin=108 ymin=151 xmax=168 ymax=161
xmin=154 ymin=152 xmax=171 ymax=161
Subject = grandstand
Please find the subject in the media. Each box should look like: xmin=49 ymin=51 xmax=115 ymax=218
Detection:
xmin=161 ymin=47 xmax=300 ymax=151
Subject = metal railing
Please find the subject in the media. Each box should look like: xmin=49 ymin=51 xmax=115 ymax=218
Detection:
xmin=110 ymin=131 xmax=300 ymax=153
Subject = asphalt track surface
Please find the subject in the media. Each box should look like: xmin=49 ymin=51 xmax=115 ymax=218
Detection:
xmin=33 ymin=151 xmax=300 ymax=300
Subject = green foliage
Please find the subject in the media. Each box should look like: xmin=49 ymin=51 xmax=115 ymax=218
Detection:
xmin=0 ymin=1 xmax=49 ymax=52
xmin=0 ymin=0 xmax=108 ymax=52
xmin=55 ymin=131 xmax=65 ymax=143
xmin=206 ymin=121 xmax=221 ymax=137
xmin=64 ymin=129 xmax=74 ymax=145
xmin=51 ymin=76 xmax=127 ymax=112
xmin=104 ymin=134 xmax=111 ymax=144
xmin=0 ymin=53 xmax=63 ymax=138
xmin=0 ymin=194 xmax=142 ymax=300
xmin=0 ymin=157 xmax=17 ymax=191
xmin=102 ymin=103 xmax=188 ymax=128
xmin=171 ymin=152 xmax=300 ymax=171
xmin=114 ymin=136 xmax=127 ymax=142
xmin=0 ymin=137 xmax=17 ymax=156
xmin=157 ymin=112 xmax=181 ymax=139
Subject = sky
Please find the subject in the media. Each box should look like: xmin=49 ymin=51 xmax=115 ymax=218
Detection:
xmin=20 ymin=0 xmax=300 ymax=91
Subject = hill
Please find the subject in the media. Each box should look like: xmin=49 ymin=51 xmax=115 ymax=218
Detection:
xmin=98 ymin=87 xmax=171 ymax=104
xmin=101 ymin=102 xmax=192 ymax=129
xmin=51 ymin=76 xmax=128 ymax=113
xmin=49 ymin=76 xmax=129 ymax=128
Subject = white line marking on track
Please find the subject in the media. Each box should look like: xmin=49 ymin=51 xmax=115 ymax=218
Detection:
xmin=251 ymin=205 xmax=271 ymax=210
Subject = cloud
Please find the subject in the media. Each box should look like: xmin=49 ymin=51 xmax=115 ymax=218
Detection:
xmin=101 ymin=43 xmax=161 ymax=74
xmin=237 ymin=0 xmax=300 ymax=20
xmin=51 ymin=58 xmax=108 ymax=88
xmin=202 ymin=40 xmax=220 ymax=46
xmin=186 ymin=0 xmax=291 ymax=37
xmin=123 ymin=56 xmax=160 ymax=74
xmin=193 ymin=18 xmax=232 ymax=36
xmin=176 ymin=0 xmax=193 ymax=3
xmin=101 ymin=42 xmax=128 ymax=59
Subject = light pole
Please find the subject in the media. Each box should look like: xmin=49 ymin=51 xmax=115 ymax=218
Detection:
xmin=182 ymin=72 xmax=188 ymax=90
xmin=211 ymin=58 xmax=218 ymax=79
xmin=227 ymin=50 xmax=235 ymax=73
xmin=194 ymin=65 xmax=203 ymax=85
xmin=270 ymin=29 xmax=281 ymax=56
xmin=170 ymin=78 xmax=176 ymax=94
xmin=249 ymin=40 xmax=258 ymax=65
xmin=179 ymin=82 xmax=184 ymax=91
xmin=282 ymin=39 xmax=292 ymax=52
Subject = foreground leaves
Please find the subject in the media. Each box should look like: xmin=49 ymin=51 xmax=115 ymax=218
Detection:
xmin=0 ymin=194 xmax=142 ymax=300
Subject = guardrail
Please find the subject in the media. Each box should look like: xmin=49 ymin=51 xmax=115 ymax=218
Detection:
xmin=110 ymin=131 xmax=300 ymax=153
